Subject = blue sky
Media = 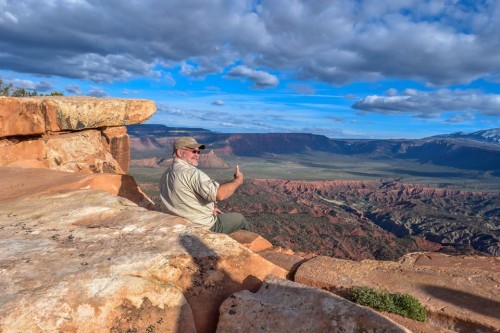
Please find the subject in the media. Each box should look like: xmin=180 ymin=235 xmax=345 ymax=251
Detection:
xmin=1 ymin=0 xmax=500 ymax=139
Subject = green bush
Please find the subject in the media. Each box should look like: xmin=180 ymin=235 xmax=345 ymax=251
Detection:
xmin=347 ymin=286 xmax=427 ymax=322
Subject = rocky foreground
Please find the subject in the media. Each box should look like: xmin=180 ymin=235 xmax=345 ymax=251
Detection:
xmin=1 ymin=97 xmax=499 ymax=333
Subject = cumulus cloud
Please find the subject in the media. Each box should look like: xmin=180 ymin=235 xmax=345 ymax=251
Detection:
xmin=226 ymin=65 xmax=279 ymax=88
xmin=0 ymin=0 xmax=499 ymax=87
xmin=352 ymin=89 xmax=500 ymax=118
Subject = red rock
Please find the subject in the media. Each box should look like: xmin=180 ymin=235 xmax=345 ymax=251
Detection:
xmin=229 ymin=230 xmax=273 ymax=252
xmin=45 ymin=129 xmax=125 ymax=174
xmin=102 ymin=126 xmax=130 ymax=173
xmin=258 ymin=250 xmax=306 ymax=279
xmin=0 ymin=96 xmax=156 ymax=136
xmin=295 ymin=254 xmax=500 ymax=332
xmin=0 ymin=97 xmax=46 ymax=136
xmin=0 ymin=167 xmax=153 ymax=209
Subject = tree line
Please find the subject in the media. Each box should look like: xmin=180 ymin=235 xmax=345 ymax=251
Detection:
xmin=0 ymin=78 xmax=63 ymax=97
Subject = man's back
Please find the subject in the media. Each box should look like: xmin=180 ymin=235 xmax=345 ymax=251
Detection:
xmin=160 ymin=158 xmax=219 ymax=228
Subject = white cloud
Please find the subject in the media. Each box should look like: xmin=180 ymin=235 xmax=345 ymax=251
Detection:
xmin=225 ymin=65 xmax=279 ymax=88
xmin=352 ymin=89 xmax=500 ymax=118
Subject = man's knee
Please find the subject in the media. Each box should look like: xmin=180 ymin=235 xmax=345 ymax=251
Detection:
xmin=213 ymin=212 xmax=248 ymax=234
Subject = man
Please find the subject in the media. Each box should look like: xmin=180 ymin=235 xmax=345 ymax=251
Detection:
xmin=160 ymin=136 xmax=249 ymax=234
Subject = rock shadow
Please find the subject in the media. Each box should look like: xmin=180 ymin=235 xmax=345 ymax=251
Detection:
xmin=421 ymin=284 xmax=499 ymax=332
xmin=179 ymin=234 xmax=261 ymax=333
xmin=422 ymin=285 xmax=500 ymax=319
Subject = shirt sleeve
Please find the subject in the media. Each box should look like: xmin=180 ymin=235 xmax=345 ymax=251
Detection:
xmin=190 ymin=169 xmax=219 ymax=202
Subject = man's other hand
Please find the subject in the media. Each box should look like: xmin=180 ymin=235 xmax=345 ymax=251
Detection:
xmin=234 ymin=165 xmax=244 ymax=184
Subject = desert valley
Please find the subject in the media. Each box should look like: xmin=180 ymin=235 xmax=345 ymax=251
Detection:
xmin=128 ymin=124 xmax=500 ymax=259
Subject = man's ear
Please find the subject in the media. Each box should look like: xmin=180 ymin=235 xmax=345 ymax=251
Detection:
xmin=175 ymin=149 xmax=182 ymax=158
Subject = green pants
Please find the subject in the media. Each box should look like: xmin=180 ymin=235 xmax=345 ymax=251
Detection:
xmin=210 ymin=213 xmax=249 ymax=234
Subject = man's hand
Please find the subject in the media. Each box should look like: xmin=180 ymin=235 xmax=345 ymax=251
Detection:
xmin=216 ymin=164 xmax=244 ymax=201
xmin=234 ymin=165 xmax=244 ymax=184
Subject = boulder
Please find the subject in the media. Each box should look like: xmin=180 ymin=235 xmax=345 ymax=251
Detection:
xmin=295 ymin=254 xmax=500 ymax=332
xmin=216 ymin=275 xmax=410 ymax=332
xmin=0 ymin=96 xmax=156 ymax=137
xmin=0 ymin=181 xmax=287 ymax=333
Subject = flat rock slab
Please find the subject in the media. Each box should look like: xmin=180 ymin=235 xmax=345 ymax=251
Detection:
xmin=0 ymin=187 xmax=286 ymax=333
xmin=229 ymin=230 xmax=273 ymax=252
xmin=258 ymin=250 xmax=307 ymax=279
xmin=0 ymin=166 xmax=154 ymax=209
xmin=0 ymin=96 xmax=156 ymax=137
xmin=217 ymin=275 xmax=410 ymax=333
xmin=295 ymin=254 xmax=500 ymax=332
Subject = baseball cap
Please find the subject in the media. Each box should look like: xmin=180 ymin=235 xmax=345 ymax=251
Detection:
xmin=173 ymin=137 xmax=206 ymax=150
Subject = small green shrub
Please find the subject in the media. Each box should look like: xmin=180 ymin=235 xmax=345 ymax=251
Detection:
xmin=347 ymin=286 xmax=427 ymax=322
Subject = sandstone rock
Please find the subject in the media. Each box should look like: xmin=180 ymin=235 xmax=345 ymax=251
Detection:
xmin=295 ymin=254 xmax=500 ymax=332
xmin=0 ymin=129 xmax=125 ymax=174
xmin=102 ymin=126 xmax=130 ymax=173
xmin=0 ymin=137 xmax=48 ymax=168
xmin=229 ymin=230 xmax=273 ymax=252
xmin=0 ymin=96 xmax=156 ymax=136
xmin=0 ymin=183 xmax=287 ymax=333
xmin=0 ymin=97 xmax=46 ymax=136
xmin=258 ymin=250 xmax=307 ymax=279
xmin=216 ymin=275 xmax=411 ymax=333
xmin=0 ymin=167 xmax=154 ymax=209
xmin=199 ymin=150 xmax=229 ymax=168
xmin=45 ymin=129 xmax=125 ymax=173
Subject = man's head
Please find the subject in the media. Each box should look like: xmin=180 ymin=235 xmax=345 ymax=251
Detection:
xmin=173 ymin=137 xmax=205 ymax=166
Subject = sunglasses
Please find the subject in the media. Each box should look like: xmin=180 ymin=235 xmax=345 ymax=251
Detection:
xmin=183 ymin=148 xmax=201 ymax=154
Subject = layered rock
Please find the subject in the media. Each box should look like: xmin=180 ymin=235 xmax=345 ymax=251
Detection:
xmin=0 ymin=96 xmax=155 ymax=174
xmin=0 ymin=96 xmax=156 ymax=136
xmin=225 ymin=179 xmax=499 ymax=257
xmin=295 ymin=253 xmax=500 ymax=332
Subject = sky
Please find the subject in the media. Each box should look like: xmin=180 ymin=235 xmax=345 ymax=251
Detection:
xmin=1 ymin=0 xmax=500 ymax=139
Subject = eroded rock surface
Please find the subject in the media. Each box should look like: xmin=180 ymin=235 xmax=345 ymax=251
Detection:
xmin=216 ymin=275 xmax=411 ymax=333
xmin=295 ymin=253 xmax=500 ymax=332
xmin=0 ymin=187 xmax=287 ymax=333
xmin=0 ymin=96 xmax=155 ymax=136
xmin=0 ymin=97 xmax=155 ymax=174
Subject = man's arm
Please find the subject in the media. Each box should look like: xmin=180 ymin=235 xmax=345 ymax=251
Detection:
xmin=216 ymin=165 xmax=244 ymax=201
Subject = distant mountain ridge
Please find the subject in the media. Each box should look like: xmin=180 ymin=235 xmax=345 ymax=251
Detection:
xmin=128 ymin=125 xmax=500 ymax=172
xmin=432 ymin=128 xmax=500 ymax=144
